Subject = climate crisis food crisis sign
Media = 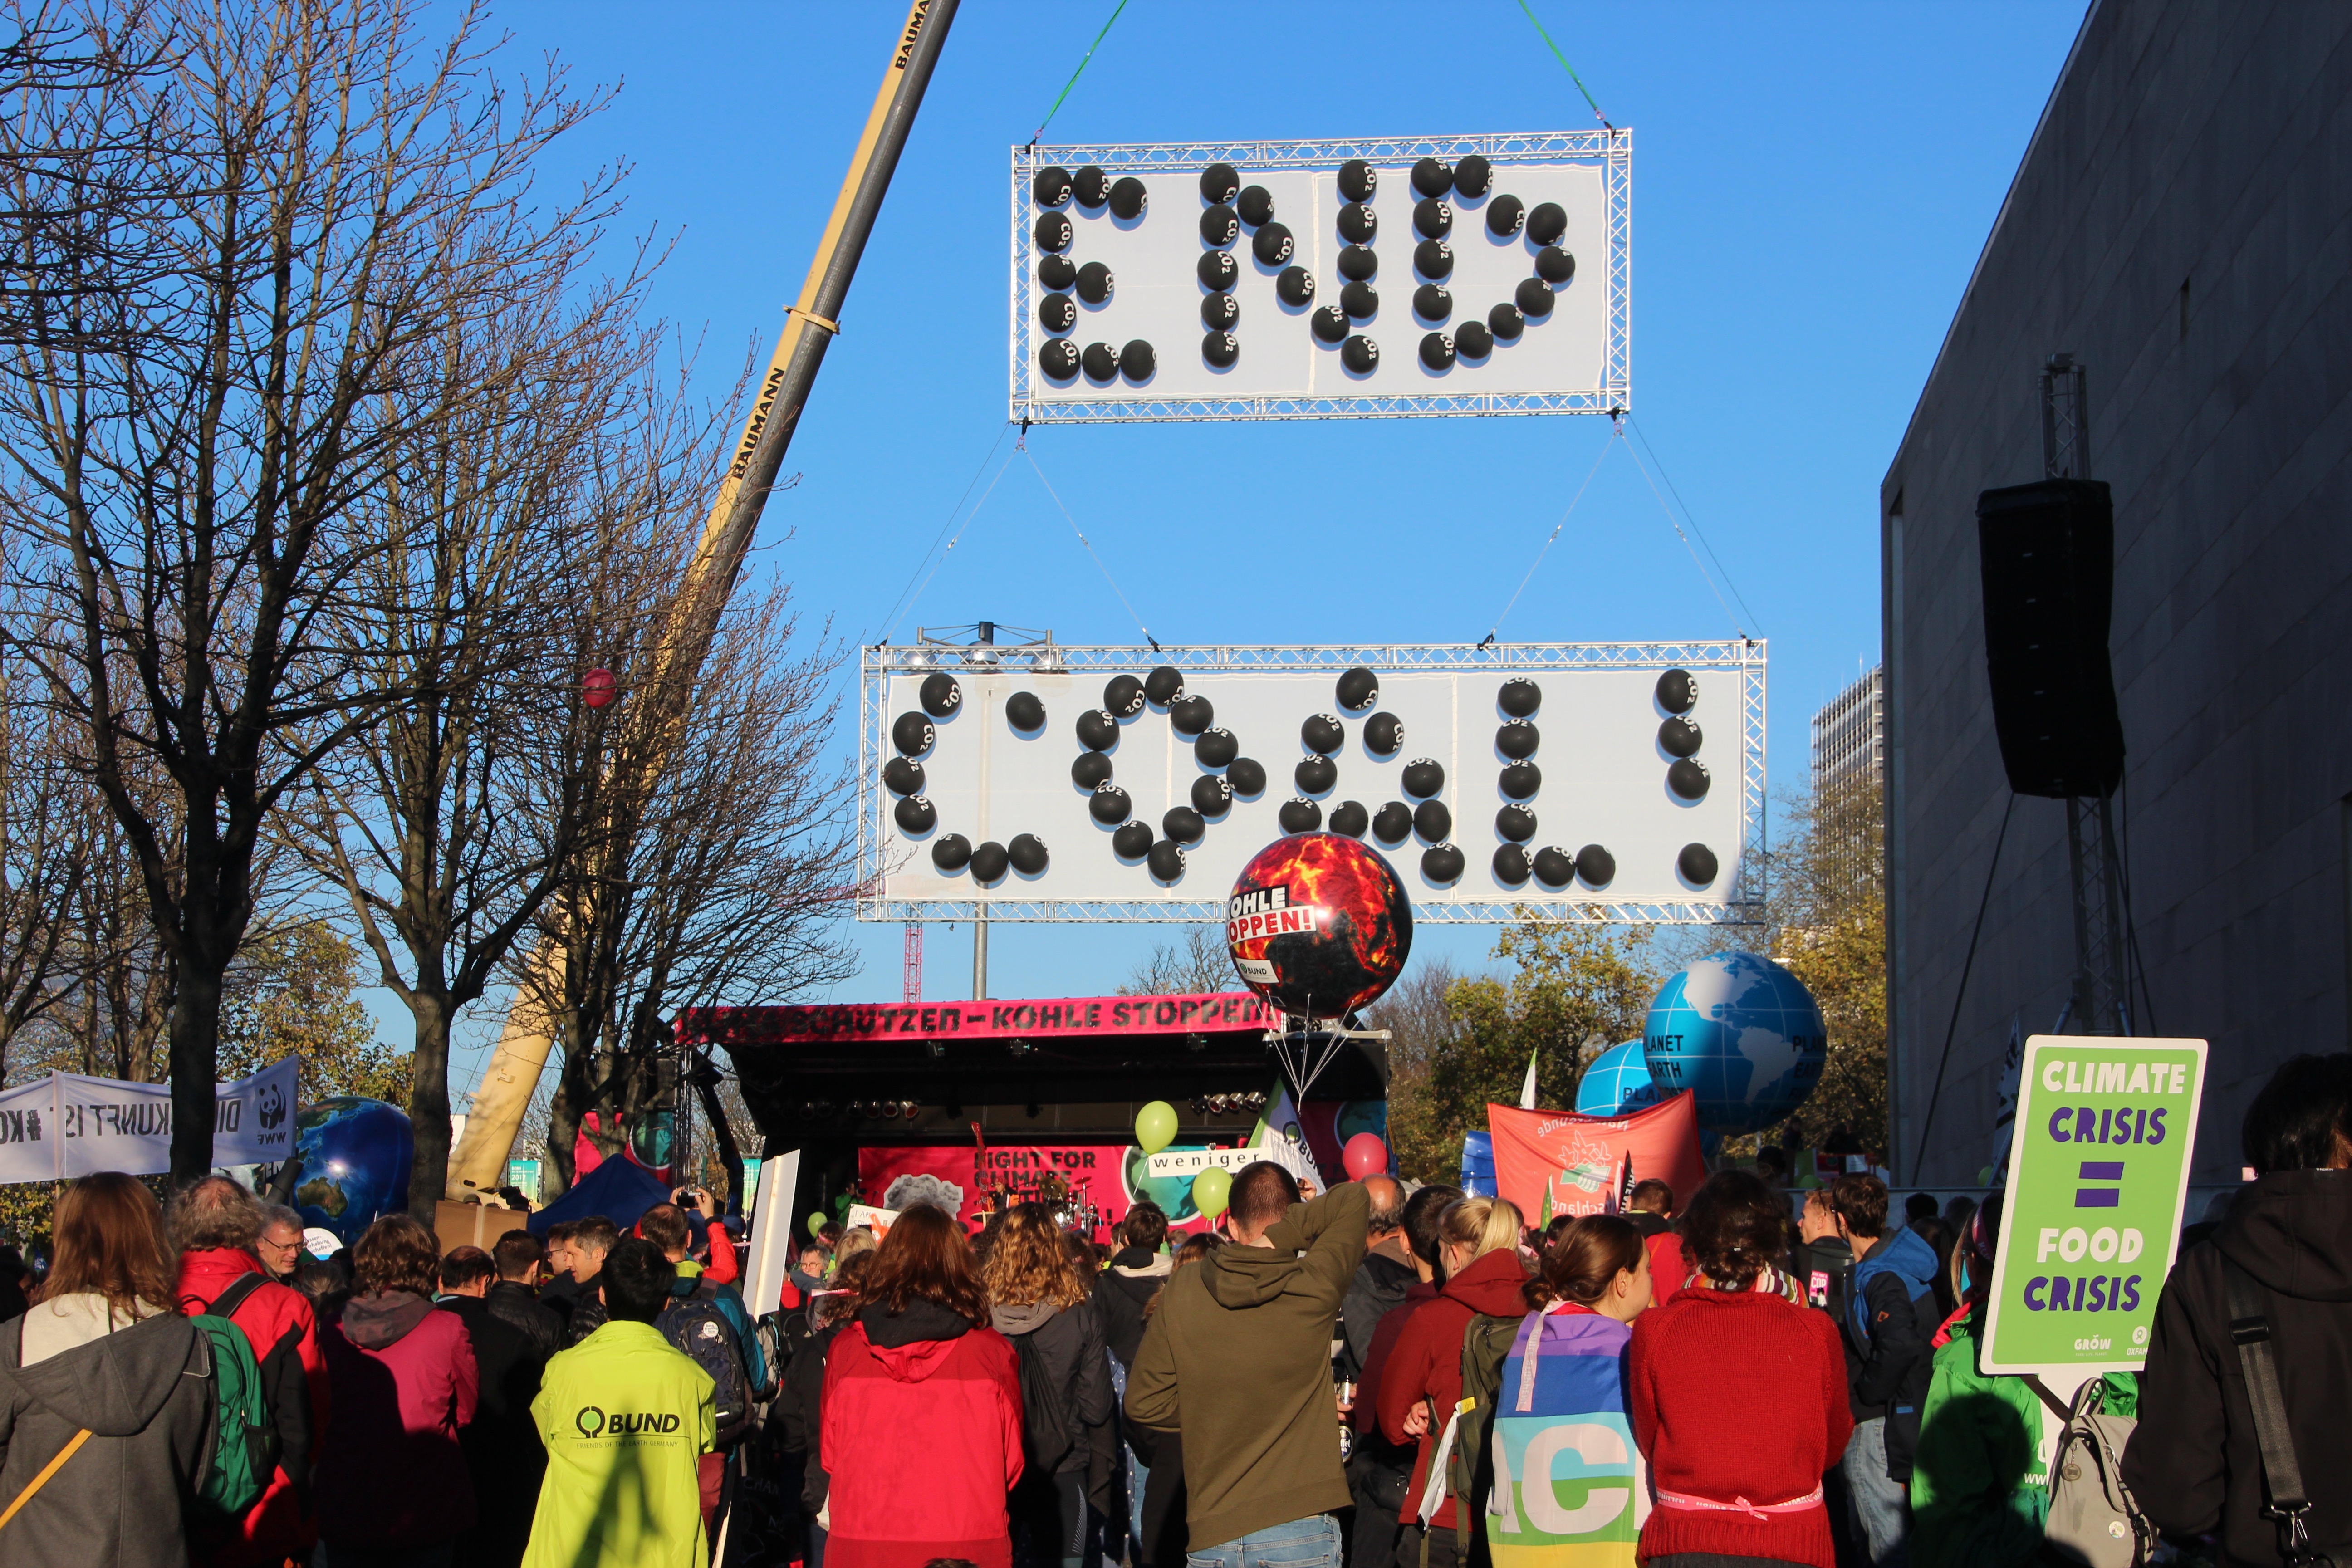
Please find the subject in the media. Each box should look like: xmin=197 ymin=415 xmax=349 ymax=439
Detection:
xmin=1981 ymin=1035 xmax=2207 ymax=1375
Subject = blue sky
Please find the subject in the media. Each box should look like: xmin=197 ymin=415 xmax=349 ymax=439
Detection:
xmin=429 ymin=1 xmax=2087 ymax=1093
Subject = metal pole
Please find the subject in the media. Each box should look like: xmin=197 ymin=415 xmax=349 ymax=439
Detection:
xmin=973 ymin=906 xmax=989 ymax=1001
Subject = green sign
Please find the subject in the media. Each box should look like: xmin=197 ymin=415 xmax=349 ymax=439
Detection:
xmin=1982 ymin=1035 xmax=2206 ymax=1374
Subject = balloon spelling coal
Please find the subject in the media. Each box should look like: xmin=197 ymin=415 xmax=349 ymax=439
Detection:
xmin=1224 ymin=833 xmax=1412 ymax=1019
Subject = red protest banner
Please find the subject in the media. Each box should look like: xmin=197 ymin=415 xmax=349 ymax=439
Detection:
xmin=683 ymin=992 xmax=1273 ymax=1048
xmin=1485 ymin=1093 xmax=1710 ymax=1222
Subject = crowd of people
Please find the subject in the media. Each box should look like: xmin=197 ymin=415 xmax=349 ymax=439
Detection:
xmin=0 ymin=1049 xmax=2347 ymax=1568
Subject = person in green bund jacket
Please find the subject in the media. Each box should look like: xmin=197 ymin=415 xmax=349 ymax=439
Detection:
xmin=525 ymin=1238 xmax=718 ymax=1568
xmin=1909 ymin=1194 xmax=2136 ymax=1568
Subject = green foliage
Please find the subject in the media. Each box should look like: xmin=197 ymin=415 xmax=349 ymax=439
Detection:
xmin=216 ymin=923 xmax=410 ymax=1106
xmin=1382 ymin=914 xmax=1659 ymax=1183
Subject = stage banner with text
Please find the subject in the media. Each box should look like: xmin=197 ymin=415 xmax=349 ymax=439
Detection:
xmin=1982 ymin=1035 xmax=2207 ymax=1375
xmin=1486 ymin=1093 xmax=1709 ymax=1223
xmin=860 ymin=1142 xmax=1145 ymax=1233
xmin=0 ymin=1057 xmax=299 ymax=1182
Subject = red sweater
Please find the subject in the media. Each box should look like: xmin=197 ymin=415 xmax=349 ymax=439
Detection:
xmin=1374 ymin=1248 xmax=1533 ymax=1531
xmin=1628 ymin=1287 xmax=1852 ymax=1568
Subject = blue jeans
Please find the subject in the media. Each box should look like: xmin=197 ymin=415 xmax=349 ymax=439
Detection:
xmin=1185 ymin=1513 xmax=1343 ymax=1568
xmin=1842 ymin=1416 xmax=1912 ymax=1568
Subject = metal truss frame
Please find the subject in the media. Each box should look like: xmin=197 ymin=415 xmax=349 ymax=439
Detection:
xmin=857 ymin=639 xmax=1763 ymax=927
xmin=1007 ymin=130 xmax=1631 ymax=425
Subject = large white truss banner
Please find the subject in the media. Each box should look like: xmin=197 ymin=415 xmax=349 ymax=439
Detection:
xmin=859 ymin=641 xmax=1762 ymax=925
xmin=1010 ymin=130 xmax=1631 ymax=423
xmin=0 ymin=1057 xmax=299 ymax=1182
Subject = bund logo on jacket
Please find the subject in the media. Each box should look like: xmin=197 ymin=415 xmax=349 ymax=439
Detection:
xmin=573 ymin=1404 xmax=686 ymax=1440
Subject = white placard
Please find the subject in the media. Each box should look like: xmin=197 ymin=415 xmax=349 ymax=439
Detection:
xmin=740 ymin=1150 xmax=803 ymax=1319
xmin=1143 ymin=1147 xmax=1265 ymax=1179
xmin=0 ymin=1058 xmax=299 ymax=1182
xmin=845 ymin=1202 xmax=902 ymax=1235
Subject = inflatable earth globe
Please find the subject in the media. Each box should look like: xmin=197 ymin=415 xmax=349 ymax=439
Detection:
xmin=1575 ymin=1039 xmax=1662 ymax=1116
xmin=289 ymin=1096 xmax=414 ymax=1246
xmin=1226 ymin=833 xmax=1411 ymax=1019
xmin=1642 ymin=952 xmax=1828 ymax=1134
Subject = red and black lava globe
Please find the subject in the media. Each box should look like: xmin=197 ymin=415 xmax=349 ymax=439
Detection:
xmin=1225 ymin=833 xmax=1412 ymax=1019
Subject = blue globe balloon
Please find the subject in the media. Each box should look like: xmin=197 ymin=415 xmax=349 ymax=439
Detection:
xmin=1576 ymin=1039 xmax=1662 ymax=1116
xmin=1643 ymin=952 xmax=1827 ymax=1134
xmin=289 ymin=1096 xmax=414 ymax=1246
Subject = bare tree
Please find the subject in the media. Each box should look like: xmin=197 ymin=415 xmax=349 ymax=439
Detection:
xmin=1117 ymin=926 xmax=1235 ymax=995
xmin=0 ymin=0 xmax=625 ymax=1178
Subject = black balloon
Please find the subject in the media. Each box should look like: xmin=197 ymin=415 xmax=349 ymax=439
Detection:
xmin=1515 ymin=278 xmax=1556 ymax=318
xmin=1278 ymin=797 xmax=1323 ymax=833
xmin=1006 ymin=691 xmax=1045 ymax=731
xmin=1301 ymin=713 xmax=1345 ymax=754
xmin=1338 ymin=203 xmax=1377 ymax=243
xmin=1076 ymin=709 xmax=1118 ymax=751
xmin=1108 ymin=176 xmax=1147 ymax=219
xmin=932 ymin=833 xmax=972 ymax=872
xmin=1077 ymin=262 xmax=1114 ymax=304
xmin=1678 ymin=843 xmax=1720 ymax=886
xmin=1039 ymin=293 xmax=1076 ymax=333
xmin=1414 ymin=283 xmax=1452 ymax=321
xmin=1104 ymin=674 xmax=1144 ymax=716
xmin=1454 ymin=319 xmax=1493 ymax=359
xmin=1034 ymin=211 xmax=1072 ymax=252
xmin=1415 ymin=238 xmax=1454 ymax=280
xmin=1496 ymin=720 xmax=1539 ymax=760
xmin=1494 ymin=843 xmax=1531 ymax=885
xmin=970 ymin=840 xmax=1009 ymax=882
xmin=1496 ymin=804 xmax=1537 ymax=842
xmin=1336 ymin=666 xmax=1378 ymax=710
xmin=1081 ymin=342 xmax=1118 ymax=380
xmin=1575 ymin=844 xmax=1614 ymax=887
xmin=1487 ymin=194 xmax=1526 ymax=236
xmin=1237 ymin=185 xmax=1274 ymax=227
xmin=1364 ymin=711 xmax=1404 ymax=756
xmin=1252 ymin=222 xmax=1294 ymax=266
xmin=1533 ymin=845 xmax=1575 ymax=886
xmin=1071 ymin=750 xmax=1113 ymax=788
xmin=1311 ymin=306 xmax=1349 ymax=344
xmin=1453 ymin=155 xmax=1491 ymax=196
xmin=1411 ymin=157 xmax=1452 ymax=197
xmin=1667 ymin=758 xmax=1711 ymax=801
xmin=1329 ymin=799 xmax=1369 ymax=838
xmin=1372 ymin=802 xmax=1413 ymax=845
xmin=1194 ymin=726 xmax=1237 ymax=767
xmin=1202 ymin=331 xmax=1239 ymax=368
xmin=1528 ymin=201 xmax=1568 ymax=246
xmin=1039 ymin=339 xmax=1080 ymax=379
xmin=1200 ymin=163 xmax=1240 ymax=203
xmin=1276 ymin=265 xmax=1315 ymax=305
xmin=1295 ymin=755 xmax=1337 ymax=795
xmin=1034 ymin=166 xmax=1073 ymax=206
xmin=1342 ymin=280 xmax=1378 ymax=318
xmin=882 ymin=756 xmax=924 ymax=796
xmin=1499 ymin=676 xmax=1542 ymax=716
xmin=1413 ymin=799 xmax=1452 ymax=842
xmin=1338 ymin=159 xmax=1377 ymax=202
xmin=1112 ymin=822 xmax=1154 ymax=859
xmin=1499 ymin=761 xmax=1542 ymax=800
xmin=1191 ymin=773 xmax=1234 ymax=814
xmin=1341 ymin=335 xmax=1380 ymax=373
xmin=1338 ymin=245 xmax=1378 ymax=282
xmin=1413 ymin=197 xmax=1452 ymax=239
xmin=1200 ymin=205 xmax=1240 ymax=246
xmin=1073 ymin=166 xmax=1109 ymax=206
xmin=893 ymin=795 xmax=936 ymax=834
xmin=1147 ymin=840 xmax=1186 ymax=880
xmin=1198 ymin=250 xmax=1240 ymax=290
xmin=1226 ymin=757 xmax=1268 ymax=796
xmin=1401 ymin=758 xmax=1445 ymax=798
xmin=1162 ymin=808 xmax=1205 ymax=846
xmin=1145 ymin=665 xmax=1185 ymax=705
xmin=1656 ymin=668 xmax=1696 ymax=713
xmin=1421 ymin=843 xmax=1465 ymax=882
xmin=1200 ymin=291 xmax=1238 ymax=331
xmin=1659 ymin=717 xmax=1702 ymax=758
xmin=1419 ymin=333 xmax=1455 ymax=370
xmin=1089 ymin=785 xmax=1132 ymax=824
xmin=1009 ymin=833 xmax=1050 ymax=875
xmin=892 ymin=712 xmax=934 ymax=756
xmin=1120 ymin=340 xmax=1156 ymax=380
xmin=1489 ymin=303 xmax=1525 ymax=341
xmin=1536 ymin=245 xmax=1576 ymax=284
xmin=1169 ymin=695 xmax=1214 ymax=736
xmin=1039 ymin=254 xmax=1078 ymax=291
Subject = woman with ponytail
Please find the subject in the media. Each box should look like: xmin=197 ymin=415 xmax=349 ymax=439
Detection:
xmin=1482 ymin=1215 xmax=1655 ymax=1564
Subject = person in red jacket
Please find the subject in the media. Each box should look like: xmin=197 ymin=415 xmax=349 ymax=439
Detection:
xmin=1376 ymin=1195 xmax=1531 ymax=1568
xmin=315 ymin=1214 xmax=480 ymax=1567
xmin=818 ymin=1202 xmax=1022 ymax=1568
xmin=1629 ymin=1169 xmax=1852 ymax=1568
xmin=169 ymin=1176 xmax=333 ymax=1568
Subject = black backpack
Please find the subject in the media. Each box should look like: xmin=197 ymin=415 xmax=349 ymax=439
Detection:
xmin=1012 ymin=1330 xmax=1074 ymax=1471
xmin=658 ymin=1294 xmax=752 ymax=1446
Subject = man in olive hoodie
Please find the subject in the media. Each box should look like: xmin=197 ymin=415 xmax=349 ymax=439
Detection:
xmin=1125 ymin=1162 xmax=1367 ymax=1567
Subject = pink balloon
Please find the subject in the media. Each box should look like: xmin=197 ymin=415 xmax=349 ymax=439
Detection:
xmin=1343 ymin=1132 xmax=1389 ymax=1181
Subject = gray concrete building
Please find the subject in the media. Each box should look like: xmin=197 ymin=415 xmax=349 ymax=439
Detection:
xmin=1812 ymin=665 xmax=1885 ymax=792
xmin=1881 ymin=0 xmax=2352 ymax=1182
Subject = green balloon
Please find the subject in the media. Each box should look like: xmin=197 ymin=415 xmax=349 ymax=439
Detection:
xmin=806 ymin=1210 xmax=828 ymax=1238
xmin=1135 ymin=1100 xmax=1179 ymax=1155
xmin=1193 ymin=1166 xmax=1232 ymax=1219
